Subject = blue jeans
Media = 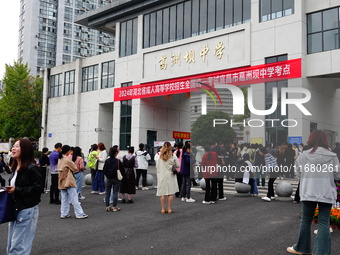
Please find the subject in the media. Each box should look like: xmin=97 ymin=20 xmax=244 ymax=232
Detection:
xmin=60 ymin=188 xmax=85 ymax=217
xmin=7 ymin=205 xmax=39 ymax=255
xmin=74 ymin=171 xmax=84 ymax=198
xmin=250 ymin=178 xmax=258 ymax=194
xmin=105 ymin=178 xmax=120 ymax=207
xmin=92 ymin=170 xmax=105 ymax=192
xmin=294 ymin=201 xmax=332 ymax=255
xmin=256 ymin=176 xmax=265 ymax=187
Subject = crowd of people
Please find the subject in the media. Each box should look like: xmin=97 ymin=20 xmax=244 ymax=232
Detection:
xmin=2 ymin=129 xmax=340 ymax=254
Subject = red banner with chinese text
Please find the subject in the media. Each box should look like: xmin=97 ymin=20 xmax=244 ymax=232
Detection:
xmin=114 ymin=58 xmax=301 ymax=101
xmin=173 ymin=131 xmax=191 ymax=139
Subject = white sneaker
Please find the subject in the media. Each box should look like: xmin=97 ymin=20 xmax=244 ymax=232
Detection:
xmin=99 ymin=192 xmax=105 ymax=195
xmin=181 ymin=197 xmax=186 ymax=202
xmin=142 ymin=187 xmax=149 ymax=191
xmin=135 ymin=186 xmax=138 ymax=190
xmin=270 ymin=196 xmax=276 ymax=200
xmin=314 ymin=227 xmax=333 ymax=235
xmin=202 ymin=201 xmax=211 ymax=204
xmin=79 ymin=196 xmax=85 ymax=200
xmin=186 ymin=198 xmax=195 ymax=203
xmin=261 ymin=197 xmax=271 ymax=202
xmin=218 ymin=197 xmax=227 ymax=201
xmin=76 ymin=214 xmax=88 ymax=219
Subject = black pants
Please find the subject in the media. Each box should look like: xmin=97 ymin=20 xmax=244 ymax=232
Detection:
xmin=105 ymin=178 xmax=121 ymax=207
xmin=181 ymin=175 xmax=191 ymax=199
xmin=205 ymin=178 xmax=217 ymax=202
xmin=216 ymin=178 xmax=224 ymax=199
xmin=267 ymin=178 xmax=276 ymax=198
xmin=175 ymin=172 xmax=182 ymax=197
xmin=40 ymin=167 xmax=47 ymax=193
xmin=91 ymin=169 xmax=97 ymax=185
xmin=135 ymin=169 xmax=147 ymax=187
xmin=50 ymin=174 xmax=60 ymax=202
xmin=294 ymin=182 xmax=300 ymax=202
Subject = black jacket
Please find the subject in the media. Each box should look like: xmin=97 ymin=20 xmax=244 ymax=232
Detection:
xmin=103 ymin=157 xmax=125 ymax=179
xmin=9 ymin=163 xmax=43 ymax=212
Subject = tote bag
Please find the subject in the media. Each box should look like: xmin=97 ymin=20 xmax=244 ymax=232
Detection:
xmin=0 ymin=190 xmax=16 ymax=224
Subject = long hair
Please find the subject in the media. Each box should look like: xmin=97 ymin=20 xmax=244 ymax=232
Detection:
xmin=307 ymin=130 xmax=329 ymax=153
xmin=160 ymin=142 xmax=173 ymax=161
xmin=72 ymin=146 xmax=82 ymax=162
xmin=59 ymin=145 xmax=71 ymax=159
xmin=10 ymin=139 xmax=35 ymax=170
xmin=176 ymin=142 xmax=183 ymax=158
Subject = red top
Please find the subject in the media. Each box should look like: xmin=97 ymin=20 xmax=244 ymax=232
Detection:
xmin=200 ymin=151 xmax=219 ymax=178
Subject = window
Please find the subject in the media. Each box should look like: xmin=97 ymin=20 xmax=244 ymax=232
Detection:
xmin=62 ymin=54 xmax=71 ymax=64
xmin=64 ymin=70 xmax=75 ymax=95
xmin=49 ymin=73 xmax=62 ymax=98
xmin=260 ymin=0 xmax=294 ymax=22
xmin=82 ymin=65 xmax=98 ymax=92
xmin=101 ymin=61 xmax=115 ymax=89
xmin=120 ymin=17 xmax=138 ymax=57
xmin=64 ymin=7 xmax=73 ymax=22
xmin=265 ymin=54 xmax=288 ymax=145
xmin=120 ymin=82 xmax=132 ymax=150
xmin=307 ymin=7 xmax=340 ymax=54
xmin=143 ymin=0 xmax=251 ymax=48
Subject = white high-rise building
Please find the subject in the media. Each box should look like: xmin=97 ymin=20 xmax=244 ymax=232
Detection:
xmin=18 ymin=0 xmax=115 ymax=76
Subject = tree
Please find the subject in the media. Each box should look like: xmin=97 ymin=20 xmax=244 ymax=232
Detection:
xmin=0 ymin=61 xmax=43 ymax=139
xmin=191 ymin=110 xmax=236 ymax=146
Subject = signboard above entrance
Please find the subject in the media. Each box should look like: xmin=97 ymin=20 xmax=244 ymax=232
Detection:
xmin=173 ymin=131 xmax=190 ymax=140
xmin=114 ymin=58 xmax=301 ymax=101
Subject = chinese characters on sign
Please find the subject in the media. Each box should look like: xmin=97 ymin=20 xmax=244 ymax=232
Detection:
xmin=159 ymin=55 xmax=167 ymax=70
xmin=173 ymin=131 xmax=191 ymax=139
xmin=116 ymin=79 xmax=191 ymax=100
xmin=114 ymin=58 xmax=302 ymax=101
xmin=200 ymin=45 xmax=209 ymax=62
xmin=214 ymin=42 xmax=225 ymax=59
xmin=159 ymin=42 xmax=225 ymax=70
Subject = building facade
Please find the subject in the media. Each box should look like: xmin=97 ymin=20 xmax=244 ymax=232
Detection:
xmin=18 ymin=0 xmax=115 ymax=76
xmin=41 ymin=0 xmax=340 ymax=155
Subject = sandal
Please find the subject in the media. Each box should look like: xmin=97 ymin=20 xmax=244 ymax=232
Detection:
xmin=160 ymin=210 xmax=167 ymax=214
xmin=167 ymin=209 xmax=173 ymax=214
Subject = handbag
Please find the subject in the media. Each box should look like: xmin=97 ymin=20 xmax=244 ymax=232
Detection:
xmin=117 ymin=160 xmax=123 ymax=181
xmin=0 ymin=190 xmax=16 ymax=224
xmin=172 ymin=165 xmax=178 ymax=175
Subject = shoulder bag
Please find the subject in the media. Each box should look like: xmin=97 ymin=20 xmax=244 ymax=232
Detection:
xmin=117 ymin=160 xmax=123 ymax=181
xmin=0 ymin=189 xmax=16 ymax=224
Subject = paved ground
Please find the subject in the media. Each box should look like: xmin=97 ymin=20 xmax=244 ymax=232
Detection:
xmin=0 ymin=169 xmax=339 ymax=255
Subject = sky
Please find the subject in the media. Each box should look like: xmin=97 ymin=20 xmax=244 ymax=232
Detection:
xmin=0 ymin=1 xmax=20 ymax=80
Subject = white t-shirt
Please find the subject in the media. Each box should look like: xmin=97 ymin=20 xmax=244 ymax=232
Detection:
xmin=10 ymin=170 xmax=18 ymax=186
